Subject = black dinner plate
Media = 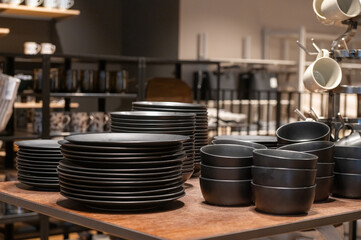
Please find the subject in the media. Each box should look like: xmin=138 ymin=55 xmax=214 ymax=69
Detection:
xmin=110 ymin=124 xmax=195 ymax=131
xmin=110 ymin=111 xmax=195 ymax=120
xmin=16 ymin=157 xmax=61 ymax=165
xmin=18 ymin=178 xmax=59 ymax=189
xmin=16 ymin=163 xmax=56 ymax=171
xmin=65 ymin=133 xmax=189 ymax=147
xmin=16 ymin=153 xmax=63 ymax=160
xmin=16 ymin=140 xmax=60 ymax=150
xmin=132 ymin=101 xmax=206 ymax=109
xmin=17 ymin=151 xmax=63 ymax=157
xmin=17 ymin=168 xmax=57 ymax=176
xmin=133 ymin=106 xmax=208 ymax=114
xmin=18 ymin=149 xmax=62 ymax=155
xmin=110 ymin=117 xmax=195 ymax=124
xmin=110 ymin=120 xmax=195 ymax=128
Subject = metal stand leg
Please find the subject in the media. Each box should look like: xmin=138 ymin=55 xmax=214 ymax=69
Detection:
xmin=39 ymin=214 xmax=49 ymax=240
xmin=4 ymin=223 xmax=13 ymax=240
xmin=349 ymin=220 xmax=357 ymax=240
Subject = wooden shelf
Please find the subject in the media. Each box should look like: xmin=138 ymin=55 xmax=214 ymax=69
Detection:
xmin=14 ymin=101 xmax=79 ymax=109
xmin=0 ymin=3 xmax=80 ymax=19
xmin=0 ymin=27 xmax=9 ymax=37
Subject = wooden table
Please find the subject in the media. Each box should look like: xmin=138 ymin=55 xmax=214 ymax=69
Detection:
xmin=0 ymin=179 xmax=360 ymax=240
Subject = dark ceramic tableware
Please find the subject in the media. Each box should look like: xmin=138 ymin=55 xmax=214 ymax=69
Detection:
xmin=212 ymin=139 xmax=267 ymax=150
xmin=279 ymin=141 xmax=334 ymax=163
xmin=200 ymin=144 xmax=254 ymax=167
xmin=253 ymin=149 xmax=318 ymax=169
xmin=200 ymin=177 xmax=252 ymax=206
xmin=252 ymin=166 xmax=317 ymax=187
xmin=201 ymin=164 xmax=251 ymax=180
xmin=276 ymin=121 xmax=330 ymax=145
xmin=332 ymin=172 xmax=361 ymax=198
xmin=334 ymin=157 xmax=361 ymax=174
xmin=252 ymin=182 xmax=316 ymax=215
xmin=316 ymin=162 xmax=335 ymax=177
xmin=334 ymin=146 xmax=361 ymax=159
xmin=314 ymin=175 xmax=334 ymax=202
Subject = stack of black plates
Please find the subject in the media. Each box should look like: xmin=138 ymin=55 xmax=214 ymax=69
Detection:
xmin=58 ymin=133 xmax=188 ymax=211
xmin=16 ymin=140 xmax=62 ymax=190
xmin=110 ymin=111 xmax=195 ymax=182
xmin=132 ymin=101 xmax=208 ymax=175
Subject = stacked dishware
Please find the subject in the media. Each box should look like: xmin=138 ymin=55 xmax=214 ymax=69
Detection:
xmin=109 ymin=111 xmax=196 ymax=182
xmin=199 ymin=144 xmax=254 ymax=206
xmin=132 ymin=101 xmax=208 ymax=175
xmin=333 ymin=146 xmax=361 ymax=198
xmin=58 ymin=133 xmax=188 ymax=211
xmin=212 ymin=139 xmax=268 ymax=150
xmin=276 ymin=121 xmax=331 ymax=146
xmin=16 ymin=140 xmax=62 ymax=190
xmin=279 ymin=141 xmax=335 ymax=202
xmin=252 ymin=149 xmax=318 ymax=215
xmin=213 ymin=135 xmax=278 ymax=148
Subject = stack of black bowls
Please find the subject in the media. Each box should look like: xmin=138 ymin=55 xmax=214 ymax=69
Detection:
xmin=199 ymin=144 xmax=254 ymax=206
xmin=16 ymin=140 xmax=62 ymax=190
xmin=252 ymin=149 xmax=318 ymax=215
xmin=212 ymin=139 xmax=268 ymax=150
xmin=213 ymin=135 xmax=278 ymax=148
xmin=279 ymin=141 xmax=335 ymax=202
xmin=333 ymin=146 xmax=361 ymax=198
xmin=57 ymin=133 xmax=188 ymax=211
xmin=109 ymin=111 xmax=195 ymax=182
xmin=132 ymin=101 xmax=208 ymax=175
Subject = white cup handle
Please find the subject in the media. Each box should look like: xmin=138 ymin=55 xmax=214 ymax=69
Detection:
xmin=67 ymin=0 xmax=74 ymax=8
xmin=317 ymin=49 xmax=330 ymax=59
xmin=37 ymin=0 xmax=44 ymax=5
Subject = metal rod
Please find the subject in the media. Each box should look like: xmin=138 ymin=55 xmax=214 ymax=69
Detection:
xmin=311 ymin=38 xmax=321 ymax=53
xmin=294 ymin=109 xmax=307 ymax=121
xmin=296 ymin=40 xmax=318 ymax=56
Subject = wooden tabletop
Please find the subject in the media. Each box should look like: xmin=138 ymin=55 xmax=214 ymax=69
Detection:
xmin=0 ymin=179 xmax=361 ymax=240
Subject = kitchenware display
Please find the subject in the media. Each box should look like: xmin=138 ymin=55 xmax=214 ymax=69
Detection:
xmin=43 ymin=0 xmax=58 ymax=8
xmin=70 ymin=112 xmax=94 ymax=133
xmin=132 ymin=101 xmax=208 ymax=176
xmin=212 ymin=139 xmax=267 ymax=149
xmin=320 ymin=0 xmax=361 ymax=22
xmin=88 ymin=112 xmax=109 ymax=132
xmin=25 ymin=0 xmax=43 ymax=7
xmin=213 ymin=135 xmax=278 ymax=148
xmin=109 ymin=70 xmax=127 ymax=93
xmin=98 ymin=70 xmax=110 ymax=93
xmin=252 ymin=182 xmax=316 ymax=215
xmin=110 ymin=111 xmax=195 ymax=182
xmin=332 ymin=146 xmax=361 ymax=198
xmin=57 ymin=0 xmax=73 ymax=9
xmin=59 ymin=133 xmax=188 ymax=210
xmin=33 ymin=111 xmax=71 ymax=135
xmin=33 ymin=68 xmax=59 ymax=93
xmin=199 ymin=144 xmax=253 ymax=206
xmin=80 ymin=70 xmax=97 ymax=93
xmin=252 ymin=149 xmax=317 ymax=214
xmin=15 ymin=140 xmax=61 ymax=190
xmin=24 ymin=42 xmax=40 ymax=55
xmin=303 ymin=49 xmax=342 ymax=92
xmin=279 ymin=141 xmax=335 ymax=201
xmin=61 ymin=69 xmax=78 ymax=92
xmin=276 ymin=121 xmax=330 ymax=145
xmin=40 ymin=43 xmax=56 ymax=55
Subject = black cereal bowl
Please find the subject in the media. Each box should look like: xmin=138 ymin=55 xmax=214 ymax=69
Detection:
xmin=316 ymin=162 xmax=335 ymax=177
xmin=252 ymin=182 xmax=316 ymax=215
xmin=276 ymin=121 xmax=330 ymax=145
xmin=200 ymin=144 xmax=254 ymax=167
xmin=332 ymin=172 xmax=361 ymax=198
xmin=334 ymin=146 xmax=361 ymax=159
xmin=279 ymin=141 xmax=334 ymax=163
xmin=212 ymin=139 xmax=267 ymax=150
xmin=252 ymin=166 xmax=317 ymax=187
xmin=253 ymin=149 xmax=318 ymax=169
xmin=314 ymin=175 xmax=334 ymax=202
xmin=334 ymin=157 xmax=361 ymax=174
xmin=200 ymin=177 xmax=252 ymax=206
xmin=201 ymin=164 xmax=251 ymax=180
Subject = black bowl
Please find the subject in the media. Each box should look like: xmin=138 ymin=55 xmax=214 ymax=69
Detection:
xmin=252 ymin=182 xmax=316 ymax=215
xmin=212 ymin=139 xmax=267 ymax=150
xmin=201 ymin=164 xmax=251 ymax=180
xmin=334 ymin=146 xmax=361 ymax=159
xmin=276 ymin=121 xmax=330 ymax=145
xmin=316 ymin=162 xmax=335 ymax=177
xmin=279 ymin=141 xmax=334 ymax=163
xmin=332 ymin=172 xmax=361 ymax=198
xmin=253 ymin=149 xmax=318 ymax=169
xmin=334 ymin=157 xmax=361 ymax=174
xmin=314 ymin=175 xmax=334 ymax=202
xmin=200 ymin=177 xmax=252 ymax=206
xmin=252 ymin=166 xmax=316 ymax=187
xmin=200 ymin=144 xmax=254 ymax=167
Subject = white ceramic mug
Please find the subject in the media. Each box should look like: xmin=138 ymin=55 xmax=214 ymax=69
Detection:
xmin=321 ymin=0 xmax=361 ymax=22
xmin=24 ymin=42 xmax=41 ymax=55
xmin=313 ymin=0 xmax=335 ymax=25
xmin=303 ymin=49 xmax=342 ymax=92
xmin=40 ymin=43 xmax=56 ymax=54
xmin=25 ymin=0 xmax=43 ymax=7
xmin=58 ymin=0 xmax=74 ymax=9
xmin=88 ymin=112 xmax=110 ymax=132
xmin=71 ymin=112 xmax=94 ymax=133
xmin=43 ymin=0 xmax=58 ymax=8
xmin=8 ymin=0 xmax=24 ymax=5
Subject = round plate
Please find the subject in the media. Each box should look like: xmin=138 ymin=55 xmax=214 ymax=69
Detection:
xmin=60 ymin=191 xmax=185 ymax=210
xmin=110 ymin=120 xmax=195 ymax=128
xmin=18 ymin=178 xmax=59 ymax=189
xmin=60 ymin=182 xmax=183 ymax=196
xmin=110 ymin=118 xmax=195 ymax=124
xmin=65 ymin=133 xmax=189 ymax=147
xmin=17 ymin=152 xmax=63 ymax=158
xmin=18 ymin=149 xmax=62 ymax=154
xmin=59 ymin=159 xmax=181 ymax=173
xmin=16 ymin=157 xmax=60 ymax=166
xmin=16 ymin=153 xmax=63 ymax=161
xmin=16 ymin=140 xmax=60 ymax=150
xmin=110 ymin=124 xmax=195 ymax=132
xmin=59 ymin=140 xmax=183 ymax=153
xmin=133 ymin=101 xmax=206 ymax=109
xmin=60 ymin=150 xmax=186 ymax=161
xmin=110 ymin=128 xmax=194 ymax=135
xmin=110 ymin=111 xmax=195 ymax=119
xmin=17 ymin=168 xmax=57 ymax=176
xmin=213 ymin=135 xmax=278 ymax=143
xmin=133 ymin=106 xmax=207 ymax=114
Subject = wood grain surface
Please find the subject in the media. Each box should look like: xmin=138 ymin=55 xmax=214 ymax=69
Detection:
xmin=0 ymin=179 xmax=361 ymax=240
